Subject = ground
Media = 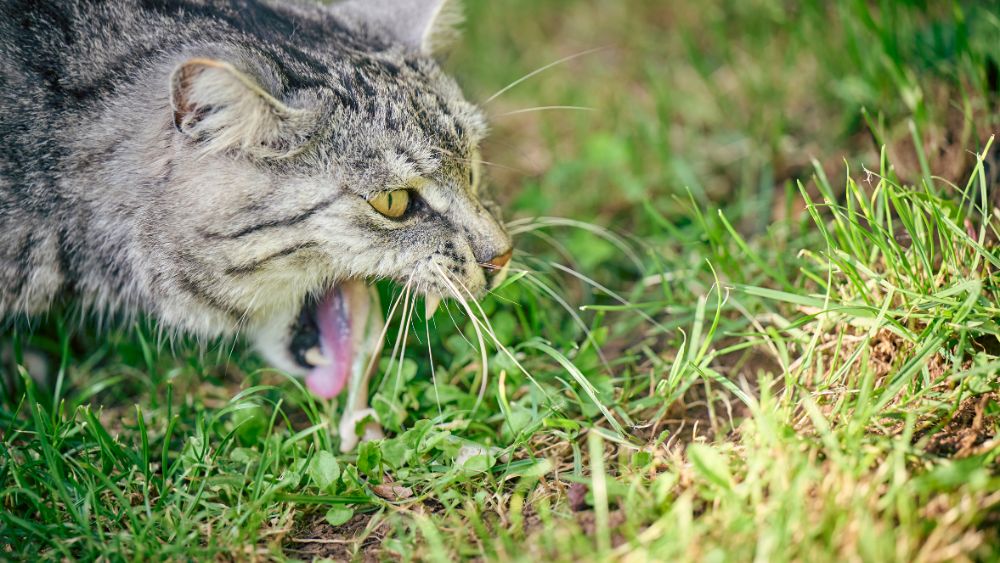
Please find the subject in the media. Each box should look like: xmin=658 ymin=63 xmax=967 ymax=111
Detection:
xmin=3 ymin=0 xmax=1000 ymax=561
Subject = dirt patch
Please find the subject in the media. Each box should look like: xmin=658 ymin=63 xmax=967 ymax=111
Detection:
xmin=822 ymin=328 xmax=953 ymax=388
xmin=282 ymin=511 xmax=388 ymax=562
xmin=868 ymin=330 xmax=910 ymax=379
xmin=575 ymin=508 xmax=628 ymax=547
xmin=628 ymin=339 xmax=783 ymax=449
xmin=922 ymin=392 xmax=998 ymax=458
xmin=567 ymin=482 xmax=588 ymax=512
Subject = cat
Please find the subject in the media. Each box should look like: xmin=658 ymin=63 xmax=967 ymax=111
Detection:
xmin=0 ymin=0 xmax=513 ymax=451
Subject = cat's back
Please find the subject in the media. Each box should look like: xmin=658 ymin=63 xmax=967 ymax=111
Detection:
xmin=0 ymin=0 xmax=347 ymax=316
xmin=1 ymin=0 xmax=314 ymax=107
xmin=1 ymin=0 xmax=166 ymax=98
xmin=0 ymin=0 xmax=345 ymax=179
xmin=1 ymin=0 xmax=181 ymax=206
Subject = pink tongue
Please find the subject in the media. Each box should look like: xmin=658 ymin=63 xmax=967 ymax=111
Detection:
xmin=306 ymin=286 xmax=354 ymax=399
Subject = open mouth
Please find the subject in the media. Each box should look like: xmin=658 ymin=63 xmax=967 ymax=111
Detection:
xmin=251 ymin=261 xmax=505 ymax=450
xmin=287 ymin=279 xmax=386 ymax=399
xmin=262 ymin=278 xmax=446 ymax=451
xmin=283 ymin=278 xmax=446 ymax=400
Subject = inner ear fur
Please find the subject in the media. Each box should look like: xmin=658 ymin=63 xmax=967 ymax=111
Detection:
xmin=170 ymin=58 xmax=313 ymax=158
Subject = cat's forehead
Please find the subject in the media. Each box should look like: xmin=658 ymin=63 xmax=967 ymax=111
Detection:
xmin=316 ymin=51 xmax=486 ymax=191
xmin=336 ymin=52 xmax=486 ymax=142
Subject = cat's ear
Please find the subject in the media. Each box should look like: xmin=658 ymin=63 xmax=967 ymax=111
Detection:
xmin=335 ymin=0 xmax=463 ymax=55
xmin=170 ymin=58 xmax=311 ymax=158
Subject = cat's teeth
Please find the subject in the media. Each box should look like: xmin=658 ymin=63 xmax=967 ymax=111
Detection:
xmin=304 ymin=347 xmax=331 ymax=367
xmin=425 ymin=295 xmax=442 ymax=319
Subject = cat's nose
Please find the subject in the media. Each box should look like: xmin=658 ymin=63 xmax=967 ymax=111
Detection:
xmin=482 ymin=249 xmax=513 ymax=278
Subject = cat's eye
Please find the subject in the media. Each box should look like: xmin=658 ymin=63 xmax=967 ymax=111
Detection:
xmin=368 ymin=189 xmax=411 ymax=218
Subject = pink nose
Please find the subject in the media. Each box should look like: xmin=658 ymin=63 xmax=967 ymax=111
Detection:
xmin=484 ymin=249 xmax=513 ymax=275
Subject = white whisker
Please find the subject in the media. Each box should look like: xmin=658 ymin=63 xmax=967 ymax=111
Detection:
xmin=444 ymin=272 xmax=555 ymax=406
xmin=519 ymin=229 xmax=579 ymax=267
xmin=446 ymin=153 xmax=526 ymax=174
xmin=549 ymin=262 xmax=671 ymax=334
xmin=484 ymin=46 xmax=610 ymax=105
xmin=520 ymin=273 xmax=611 ymax=373
xmin=442 ymin=299 xmax=477 ymax=349
xmin=365 ymin=281 xmax=409 ymax=394
xmin=389 ymin=281 xmax=416 ymax=398
xmin=425 ymin=314 xmax=442 ymax=417
xmin=432 ymin=265 xmax=490 ymax=412
xmin=507 ymin=216 xmax=644 ymax=272
xmin=482 ymin=285 xmax=520 ymax=307
xmin=504 ymin=216 xmax=538 ymax=228
xmin=493 ymin=105 xmax=594 ymax=118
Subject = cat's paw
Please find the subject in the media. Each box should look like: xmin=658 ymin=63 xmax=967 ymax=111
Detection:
xmin=338 ymin=408 xmax=384 ymax=452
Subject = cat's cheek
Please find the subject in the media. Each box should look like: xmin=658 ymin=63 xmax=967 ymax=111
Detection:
xmin=250 ymin=310 xmax=310 ymax=378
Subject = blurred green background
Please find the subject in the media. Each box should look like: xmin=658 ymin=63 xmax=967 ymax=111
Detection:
xmin=454 ymin=0 xmax=998 ymax=226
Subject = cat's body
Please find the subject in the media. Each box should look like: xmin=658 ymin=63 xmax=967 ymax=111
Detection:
xmin=0 ymin=0 xmax=512 ymax=449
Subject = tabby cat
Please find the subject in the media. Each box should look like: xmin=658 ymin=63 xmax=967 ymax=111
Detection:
xmin=0 ymin=0 xmax=513 ymax=450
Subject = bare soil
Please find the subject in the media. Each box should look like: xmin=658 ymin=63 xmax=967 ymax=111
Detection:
xmin=283 ymin=511 xmax=388 ymax=562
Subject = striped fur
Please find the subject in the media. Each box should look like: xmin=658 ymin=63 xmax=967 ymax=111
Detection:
xmin=0 ymin=0 xmax=511 ymax=350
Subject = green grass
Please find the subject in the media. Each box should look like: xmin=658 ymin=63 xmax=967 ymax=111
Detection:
xmin=3 ymin=0 xmax=1000 ymax=560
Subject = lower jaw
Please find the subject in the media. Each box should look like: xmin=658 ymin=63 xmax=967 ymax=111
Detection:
xmin=253 ymin=277 xmax=448 ymax=402
xmin=300 ymin=279 xmax=386 ymax=400
xmin=251 ymin=278 xmax=453 ymax=451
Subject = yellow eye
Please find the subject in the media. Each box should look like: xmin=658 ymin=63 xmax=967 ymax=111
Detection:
xmin=368 ymin=189 xmax=410 ymax=218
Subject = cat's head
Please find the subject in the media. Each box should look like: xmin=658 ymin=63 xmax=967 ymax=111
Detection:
xmin=153 ymin=0 xmax=510 ymax=397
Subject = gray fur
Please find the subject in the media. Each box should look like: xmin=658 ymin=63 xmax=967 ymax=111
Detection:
xmin=0 ymin=0 xmax=511 ymax=360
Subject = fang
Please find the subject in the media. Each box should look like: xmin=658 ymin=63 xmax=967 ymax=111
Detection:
xmin=304 ymin=346 xmax=331 ymax=367
xmin=425 ymin=294 xmax=442 ymax=318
